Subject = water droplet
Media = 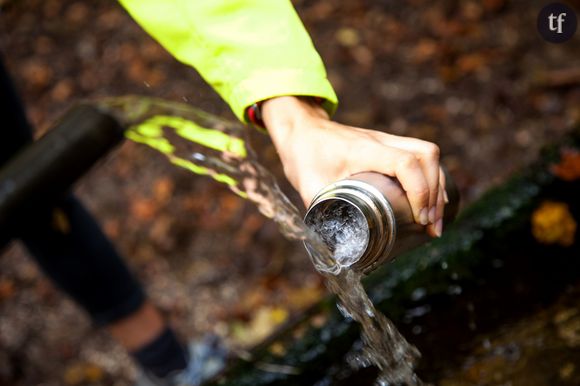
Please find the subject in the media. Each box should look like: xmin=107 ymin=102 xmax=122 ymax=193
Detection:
xmin=410 ymin=287 xmax=427 ymax=301
xmin=447 ymin=285 xmax=462 ymax=295
xmin=482 ymin=338 xmax=492 ymax=349
xmin=376 ymin=379 xmax=390 ymax=386
xmin=404 ymin=305 xmax=432 ymax=319
xmin=336 ymin=303 xmax=353 ymax=319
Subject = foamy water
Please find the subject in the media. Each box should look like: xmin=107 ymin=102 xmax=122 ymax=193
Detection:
xmin=306 ymin=201 xmax=370 ymax=268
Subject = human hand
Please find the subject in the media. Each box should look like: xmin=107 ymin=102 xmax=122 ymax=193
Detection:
xmin=261 ymin=96 xmax=447 ymax=237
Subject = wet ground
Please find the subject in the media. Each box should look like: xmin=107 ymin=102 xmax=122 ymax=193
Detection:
xmin=0 ymin=0 xmax=580 ymax=385
xmin=439 ymin=283 xmax=580 ymax=386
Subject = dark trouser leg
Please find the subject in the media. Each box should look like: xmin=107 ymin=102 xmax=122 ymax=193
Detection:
xmin=1 ymin=55 xmax=146 ymax=326
xmin=19 ymin=195 xmax=147 ymax=326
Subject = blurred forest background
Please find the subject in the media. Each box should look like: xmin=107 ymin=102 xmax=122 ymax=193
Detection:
xmin=1 ymin=0 xmax=580 ymax=384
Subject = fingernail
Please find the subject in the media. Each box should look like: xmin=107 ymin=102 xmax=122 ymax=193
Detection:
xmin=435 ymin=219 xmax=443 ymax=237
xmin=428 ymin=206 xmax=436 ymax=223
xmin=419 ymin=207 xmax=429 ymax=225
xmin=444 ymin=190 xmax=449 ymax=204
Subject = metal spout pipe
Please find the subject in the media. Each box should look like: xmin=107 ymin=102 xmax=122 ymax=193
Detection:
xmin=0 ymin=104 xmax=125 ymax=235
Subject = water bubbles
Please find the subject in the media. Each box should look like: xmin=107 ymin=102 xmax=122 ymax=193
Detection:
xmin=337 ymin=302 xmax=353 ymax=320
xmin=404 ymin=305 xmax=432 ymax=320
xmin=328 ymin=270 xmax=422 ymax=386
xmin=376 ymin=378 xmax=390 ymax=386
xmin=346 ymin=350 xmax=373 ymax=370
xmin=482 ymin=338 xmax=492 ymax=349
xmin=411 ymin=287 xmax=427 ymax=301
xmin=192 ymin=152 xmax=206 ymax=161
xmin=306 ymin=200 xmax=369 ymax=269
xmin=447 ymin=285 xmax=463 ymax=295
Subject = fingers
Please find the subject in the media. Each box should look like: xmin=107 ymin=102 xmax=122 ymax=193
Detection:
xmin=439 ymin=167 xmax=448 ymax=205
xmin=285 ymin=121 xmax=447 ymax=236
xmin=419 ymin=144 xmax=440 ymax=223
xmin=375 ymin=135 xmax=441 ymax=221
xmin=425 ymin=172 xmax=446 ymax=237
xmin=427 ymin=167 xmax=448 ymax=236
xmin=435 ymin=182 xmax=445 ymax=235
xmin=359 ymin=144 xmax=430 ymax=225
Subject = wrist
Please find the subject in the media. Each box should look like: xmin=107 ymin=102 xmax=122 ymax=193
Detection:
xmin=261 ymin=96 xmax=328 ymax=136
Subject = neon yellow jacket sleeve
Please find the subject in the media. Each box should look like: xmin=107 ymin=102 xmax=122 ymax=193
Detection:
xmin=117 ymin=0 xmax=338 ymax=122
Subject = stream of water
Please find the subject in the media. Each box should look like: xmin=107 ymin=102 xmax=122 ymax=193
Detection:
xmin=95 ymin=96 xmax=422 ymax=385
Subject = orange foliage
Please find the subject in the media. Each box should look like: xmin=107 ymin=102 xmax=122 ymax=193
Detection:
xmin=551 ymin=148 xmax=580 ymax=181
xmin=531 ymin=201 xmax=577 ymax=247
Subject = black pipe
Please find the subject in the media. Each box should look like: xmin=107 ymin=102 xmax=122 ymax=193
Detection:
xmin=0 ymin=104 xmax=125 ymax=236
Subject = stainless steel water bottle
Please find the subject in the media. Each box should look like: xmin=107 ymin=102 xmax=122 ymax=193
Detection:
xmin=304 ymin=170 xmax=459 ymax=275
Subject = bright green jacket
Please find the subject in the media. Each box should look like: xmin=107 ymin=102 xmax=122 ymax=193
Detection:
xmin=118 ymin=0 xmax=338 ymax=122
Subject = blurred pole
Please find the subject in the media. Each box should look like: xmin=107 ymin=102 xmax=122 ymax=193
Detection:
xmin=0 ymin=104 xmax=125 ymax=238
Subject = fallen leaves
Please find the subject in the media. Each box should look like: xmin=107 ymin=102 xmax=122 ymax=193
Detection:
xmin=224 ymin=279 xmax=325 ymax=348
xmin=411 ymin=39 xmax=440 ymax=64
xmin=129 ymin=197 xmax=158 ymax=222
xmin=531 ymin=201 xmax=577 ymax=247
xmin=335 ymin=27 xmax=360 ymax=47
xmin=21 ymin=60 xmax=53 ymax=90
xmin=230 ymin=306 xmax=289 ymax=347
xmin=554 ymin=308 xmax=580 ymax=347
xmin=455 ymin=53 xmax=489 ymax=75
xmin=153 ymin=177 xmax=175 ymax=203
xmin=551 ymin=148 xmax=580 ymax=181
xmin=0 ymin=278 xmax=15 ymax=302
xmin=63 ymin=362 xmax=105 ymax=386
xmin=51 ymin=79 xmax=74 ymax=102
xmin=439 ymin=51 xmax=497 ymax=83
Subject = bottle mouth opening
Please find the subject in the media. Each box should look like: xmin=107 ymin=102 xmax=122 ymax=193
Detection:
xmin=304 ymin=198 xmax=370 ymax=271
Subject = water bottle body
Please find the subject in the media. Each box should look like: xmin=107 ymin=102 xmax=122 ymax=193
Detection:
xmin=304 ymin=171 xmax=459 ymax=275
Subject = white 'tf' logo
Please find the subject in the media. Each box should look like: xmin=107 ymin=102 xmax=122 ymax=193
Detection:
xmin=549 ymin=12 xmax=567 ymax=33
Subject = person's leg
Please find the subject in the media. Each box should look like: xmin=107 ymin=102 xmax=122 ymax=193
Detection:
xmin=19 ymin=195 xmax=189 ymax=378
xmin=0 ymin=56 xmax=188 ymax=379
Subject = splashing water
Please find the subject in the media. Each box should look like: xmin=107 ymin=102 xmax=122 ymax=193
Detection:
xmin=95 ymin=96 xmax=422 ymax=385
xmin=329 ymin=270 xmax=422 ymax=385
xmin=307 ymin=202 xmax=422 ymax=385
xmin=96 ymin=96 xmax=337 ymax=272
xmin=305 ymin=200 xmax=370 ymax=268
